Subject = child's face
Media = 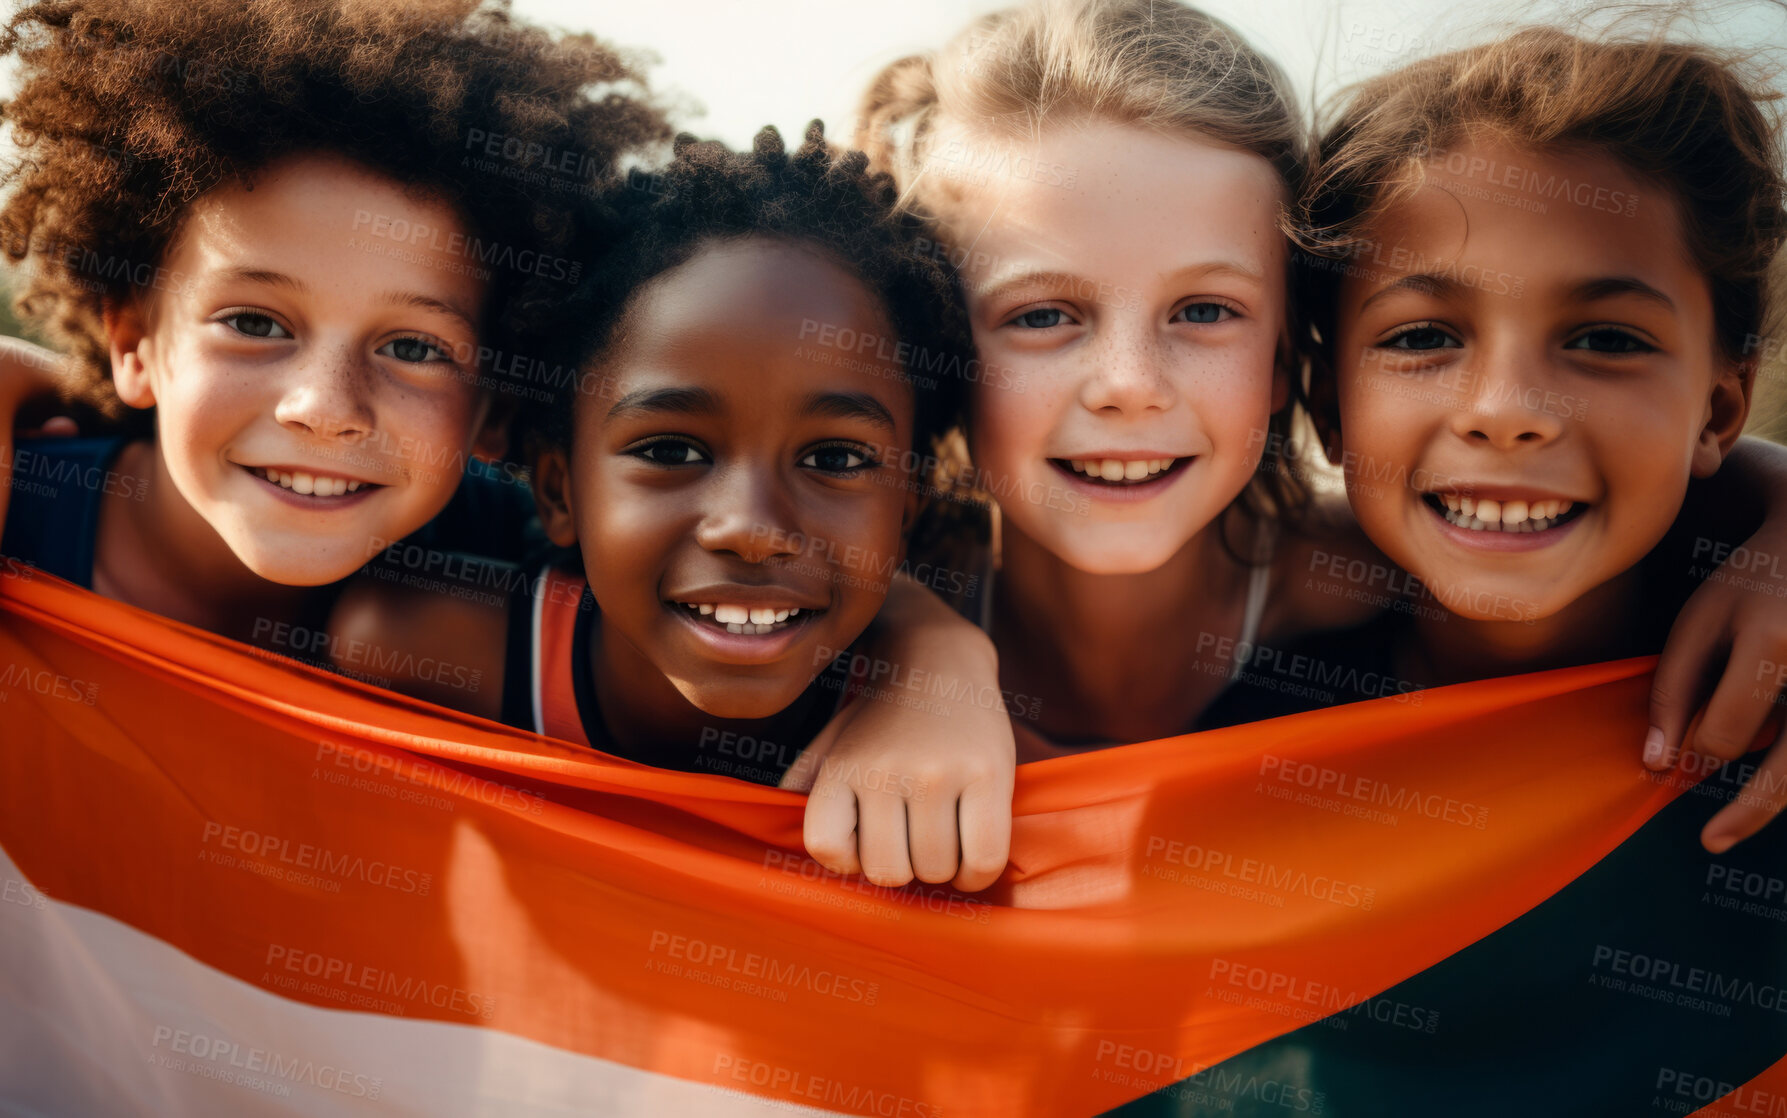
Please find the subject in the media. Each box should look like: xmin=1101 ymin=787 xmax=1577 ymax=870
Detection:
xmin=941 ymin=121 xmax=1288 ymax=573
xmin=536 ymin=238 xmax=918 ymax=720
xmin=1332 ymin=139 xmax=1747 ymax=622
xmin=109 ymin=152 xmax=502 ymax=585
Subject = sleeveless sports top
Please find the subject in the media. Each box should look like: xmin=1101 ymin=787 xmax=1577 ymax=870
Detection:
xmin=498 ymin=560 xmax=864 ymax=786
xmin=1 ymin=437 xmax=130 ymax=588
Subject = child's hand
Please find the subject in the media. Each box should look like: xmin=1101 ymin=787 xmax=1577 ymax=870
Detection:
xmin=1646 ymin=438 xmax=1787 ymax=852
xmin=1647 ymin=568 xmax=1787 ymax=853
xmin=781 ymin=580 xmax=1014 ymax=892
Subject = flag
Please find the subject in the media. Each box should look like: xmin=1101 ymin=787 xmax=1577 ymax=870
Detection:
xmin=0 ymin=565 xmax=1780 ymax=1117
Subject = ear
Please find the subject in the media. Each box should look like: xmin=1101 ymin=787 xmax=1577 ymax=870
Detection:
xmin=471 ymin=394 xmax=515 ymax=461
xmin=104 ymin=297 xmax=158 ymax=410
xmin=1690 ymin=357 xmax=1754 ymax=478
xmin=530 ymin=445 xmax=580 ymax=548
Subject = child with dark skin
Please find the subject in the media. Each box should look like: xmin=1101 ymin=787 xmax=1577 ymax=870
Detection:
xmin=332 ymin=128 xmax=1015 ymax=892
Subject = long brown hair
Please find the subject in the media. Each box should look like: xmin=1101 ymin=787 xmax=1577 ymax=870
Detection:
xmin=1297 ymin=25 xmax=1787 ymax=414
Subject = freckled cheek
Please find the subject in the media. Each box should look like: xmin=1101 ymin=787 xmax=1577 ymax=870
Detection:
xmin=971 ymin=380 xmax=1060 ymax=474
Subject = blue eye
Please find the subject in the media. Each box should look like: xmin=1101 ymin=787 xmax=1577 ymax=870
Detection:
xmin=1174 ymin=302 xmax=1231 ymax=324
xmin=629 ymin=439 xmax=710 ymax=466
xmin=1565 ymin=328 xmax=1653 ymax=354
xmin=379 ymin=336 xmax=451 ymax=363
xmin=1012 ymin=308 xmax=1068 ymax=329
xmin=222 ymin=312 xmax=291 ymax=339
xmin=1383 ymin=326 xmax=1459 ymax=351
xmin=800 ymin=444 xmax=875 ymax=473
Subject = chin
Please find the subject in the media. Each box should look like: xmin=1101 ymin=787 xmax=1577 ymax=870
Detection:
xmin=1046 ymin=533 xmax=1182 ymax=576
xmin=234 ymin=543 xmax=369 ymax=588
xmin=681 ymin=681 xmax=811 ymax=722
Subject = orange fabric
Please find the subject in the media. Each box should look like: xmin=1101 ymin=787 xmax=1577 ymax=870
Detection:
xmin=0 ymin=569 xmax=1708 ymax=1116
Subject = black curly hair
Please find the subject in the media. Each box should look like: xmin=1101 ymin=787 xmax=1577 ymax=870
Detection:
xmin=0 ymin=0 xmax=672 ymax=413
xmin=524 ymin=122 xmax=972 ymax=464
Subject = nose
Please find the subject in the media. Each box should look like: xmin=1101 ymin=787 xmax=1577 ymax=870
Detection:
xmin=692 ymin=461 xmax=805 ymax=564
xmin=1077 ymin=327 xmax=1177 ymax=416
xmin=1450 ymin=343 xmax=1565 ymax=450
xmin=274 ymin=345 xmax=377 ymax=441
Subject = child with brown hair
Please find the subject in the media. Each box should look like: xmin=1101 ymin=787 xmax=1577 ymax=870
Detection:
xmin=857 ymin=0 xmax=1787 ymax=839
xmin=0 ymin=0 xmax=667 ymax=645
xmin=1136 ymin=26 xmax=1787 ymax=1112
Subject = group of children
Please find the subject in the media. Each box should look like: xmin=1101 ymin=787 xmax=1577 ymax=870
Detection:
xmin=5 ymin=0 xmax=1787 ymax=900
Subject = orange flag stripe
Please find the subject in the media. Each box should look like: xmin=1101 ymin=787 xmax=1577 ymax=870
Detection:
xmin=0 ymin=567 xmax=1703 ymax=1116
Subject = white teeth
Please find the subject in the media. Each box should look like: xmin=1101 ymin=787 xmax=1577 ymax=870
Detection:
xmin=254 ymin=467 xmax=362 ymax=496
xmin=685 ymin=602 xmax=804 ymax=633
xmin=1066 ymin=457 xmax=1176 ymax=482
xmin=1434 ymin=494 xmax=1580 ymax=532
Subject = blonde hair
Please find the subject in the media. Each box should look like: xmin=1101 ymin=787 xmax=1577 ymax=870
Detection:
xmin=856 ymin=0 xmax=1314 ymax=530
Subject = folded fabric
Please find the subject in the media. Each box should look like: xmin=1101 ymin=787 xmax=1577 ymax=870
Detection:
xmin=0 ymin=567 xmax=1778 ymax=1117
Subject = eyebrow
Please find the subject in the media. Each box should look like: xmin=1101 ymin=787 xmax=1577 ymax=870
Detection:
xmin=1571 ymin=276 xmax=1675 ymax=310
xmin=386 ymin=291 xmax=479 ymax=332
xmin=1359 ymin=272 xmax=1457 ymax=311
xmin=974 ymin=261 xmax=1264 ymax=305
xmin=801 ymin=391 xmax=898 ymax=433
xmin=217 ymin=268 xmax=477 ymax=330
xmin=605 ymin=386 xmax=723 ymax=422
xmin=220 ymin=266 xmax=306 ymax=292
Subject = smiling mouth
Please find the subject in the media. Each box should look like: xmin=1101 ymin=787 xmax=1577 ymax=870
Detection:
xmin=246 ymin=465 xmax=380 ymax=498
xmin=1053 ymin=457 xmax=1189 ymax=486
xmin=671 ymin=600 xmax=819 ymax=636
xmin=1423 ymin=493 xmax=1586 ymax=533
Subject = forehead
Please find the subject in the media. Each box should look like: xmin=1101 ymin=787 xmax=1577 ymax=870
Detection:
xmin=168 ymin=151 xmax=486 ymax=308
xmin=599 ymin=237 xmax=914 ymax=413
xmin=935 ymin=119 xmax=1287 ymax=280
xmin=1357 ymin=139 xmax=1693 ymax=290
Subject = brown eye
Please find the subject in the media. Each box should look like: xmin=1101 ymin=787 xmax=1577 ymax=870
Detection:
xmin=1565 ymin=328 xmax=1652 ymax=354
xmin=800 ymin=445 xmax=872 ymax=472
xmin=1384 ymin=326 xmax=1457 ymax=351
xmin=223 ymin=312 xmax=290 ymax=339
xmin=629 ymin=439 xmax=709 ymax=466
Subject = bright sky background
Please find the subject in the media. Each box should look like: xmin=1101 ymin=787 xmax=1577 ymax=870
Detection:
xmin=509 ymin=0 xmax=1787 ymax=151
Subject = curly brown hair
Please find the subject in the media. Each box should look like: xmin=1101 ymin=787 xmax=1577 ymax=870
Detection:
xmin=0 ymin=0 xmax=672 ymax=413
